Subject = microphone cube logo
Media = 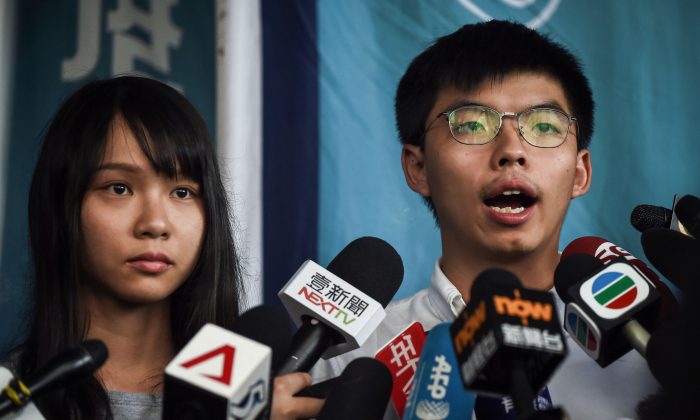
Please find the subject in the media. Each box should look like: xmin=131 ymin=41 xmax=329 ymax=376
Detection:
xmin=564 ymin=303 xmax=601 ymax=359
xmin=579 ymin=263 xmax=650 ymax=319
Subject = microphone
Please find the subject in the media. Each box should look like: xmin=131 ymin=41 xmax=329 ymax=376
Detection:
xmin=561 ymin=236 xmax=677 ymax=319
xmin=317 ymin=357 xmax=392 ymax=420
xmin=554 ymin=253 xmax=660 ymax=366
xmin=162 ymin=305 xmax=292 ymax=420
xmin=402 ymin=323 xmax=475 ymax=420
xmin=374 ymin=322 xmax=427 ymax=417
xmin=277 ymin=236 xmax=403 ymax=374
xmin=0 ymin=340 xmax=108 ymax=417
xmin=450 ymin=269 xmax=567 ymax=420
xmin=630 ymin=204 xmax=672 ymax=232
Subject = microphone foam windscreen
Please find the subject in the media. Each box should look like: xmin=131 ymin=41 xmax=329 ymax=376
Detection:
xmin=676 ymin=195 xmax=700 ymax=237
xmin=326 ymin=236 xmax=403 ymax=307
xmin=554 ymin=253 xmax=605 ymax=302
xmin=630 ymin=205 xmax=672 ymax=232
xmin=317 ymin=357 xmax=392 ymax=420
xmin=232 ymin=304 xmax=293 ymax=371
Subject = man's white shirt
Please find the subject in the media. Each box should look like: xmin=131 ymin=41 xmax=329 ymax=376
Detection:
xmin=311 ymin=259 xmax=658 ymax=420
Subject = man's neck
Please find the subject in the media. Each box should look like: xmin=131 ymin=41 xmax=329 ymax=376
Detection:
xmin=440 ymin=244 xmax=560 ymax=303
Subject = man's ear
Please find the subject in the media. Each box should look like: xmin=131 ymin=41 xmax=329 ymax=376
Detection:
xmin=571 ymin=149 xmax=592 ymax=199
xmin=401 ymin=144 xmax=431 ymax=197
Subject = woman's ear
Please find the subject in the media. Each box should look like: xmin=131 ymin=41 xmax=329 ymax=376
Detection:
xmin=401 ymin=145 xmax=430 ymax=197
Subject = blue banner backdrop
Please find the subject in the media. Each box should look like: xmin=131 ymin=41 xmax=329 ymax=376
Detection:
xmin=0 ymin=0 xmax=215 ymax=353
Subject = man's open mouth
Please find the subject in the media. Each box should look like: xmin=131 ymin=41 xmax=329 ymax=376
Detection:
xmin=483 ymin=190 xmax=537 ymax=214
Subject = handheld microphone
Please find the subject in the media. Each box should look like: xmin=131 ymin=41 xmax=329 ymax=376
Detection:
xmin=630 ymin=204 xmax=672 ymax=232
xmin=450 ymin=269 xmax=567 ymax=420
xmin=374 ymin=322 xmax=427 ymax=417
xmin=277 ymin=236 xmax=403 ymax=374
xmin=0 ymin=340 xmax=108 ymax=417
xmin=317 ymin=357 xmax=392 ymax=420
xmin=162 ymin=305 xmax=292 ymax=420
xmin=554 ymin=254 xmax=660 ymax=366
xmin=402 ymin=323 xmax=475 ymax=420
xmin=561 ymin=236 xmax=677 ymax=319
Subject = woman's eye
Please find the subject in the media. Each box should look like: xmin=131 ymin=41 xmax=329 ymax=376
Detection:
xmin=108 ymin=183 xmax=130 ymax=195
xmin=172 ymin=188 xmax=195 ymax=199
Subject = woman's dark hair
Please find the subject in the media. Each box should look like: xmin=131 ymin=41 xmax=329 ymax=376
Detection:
xmin=395 ymin=20 xmax=595 ymax=217
xmin=19 ymin=76 xmax=242 ymax=418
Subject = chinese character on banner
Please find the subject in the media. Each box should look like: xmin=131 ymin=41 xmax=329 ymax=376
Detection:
xmin=344 ymin=295 xmax=369 ymax=317
xmin=62 ymin=0 xmax=182 ymax=86
xmin=324 ymin=283 xmax=350 ymax=306
xmin=307 ymin=273 xmax=331 ymax=293
xmin=375 ymin=322 xmax=427 ymax=417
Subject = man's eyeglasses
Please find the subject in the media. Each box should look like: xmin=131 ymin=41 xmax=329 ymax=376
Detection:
xmin=430 ymin=105 xmax=577 ymax=148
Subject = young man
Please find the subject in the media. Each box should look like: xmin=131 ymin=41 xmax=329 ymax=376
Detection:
xmin=312 ymin=20 xmax=657 ymax=419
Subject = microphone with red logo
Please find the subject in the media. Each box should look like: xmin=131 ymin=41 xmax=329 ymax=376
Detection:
xmin=374 ymin=322 xmax=427 ymax=417
xmin=561 ymin=236 xmax=677 ymax=319
xmin=277 ymin=236 xmax=403 ymax=375
xmin=316 ymin=358 xmax=393 ymax=420
xmin=0 ymin=340 xmax=107 ymax=418
xmin=554 ymin=248 xmax=661 ymax=366
xmin=450 ymin=269 xmax=568 ymax=420
xmin=162 ymin=305 xmax=292 ymax=420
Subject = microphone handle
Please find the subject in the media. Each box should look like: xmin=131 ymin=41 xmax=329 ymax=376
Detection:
xmin=508 ymin=358 xmax=536 ymax=420
xmin=277 ymin=319 xmax=336 ymax=375
xmin=622 ymin=319 xmax=651 ymax=358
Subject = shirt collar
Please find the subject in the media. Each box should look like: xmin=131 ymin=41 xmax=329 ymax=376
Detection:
xmin=430 ymin=259 xmax=466 ymax=318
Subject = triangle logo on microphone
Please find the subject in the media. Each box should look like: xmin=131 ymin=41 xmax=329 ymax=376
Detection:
xmin=180 ymin=345 xmax=236 ymax=385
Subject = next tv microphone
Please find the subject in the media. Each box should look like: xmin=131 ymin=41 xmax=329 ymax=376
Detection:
xmin=554 ymin=253 xmax=660 ymax=366
xmin=277 ymin=236 xmax=403 ymax=374
xmin=162 ymin=305 xmax=292 ymax=420
xmin=450 ymin=269 xmax=567 ymax=420
xmin=402 ymin=323 xmax=475 ymax=420
xmin=0 ymin=340 xmax=108 ymax=417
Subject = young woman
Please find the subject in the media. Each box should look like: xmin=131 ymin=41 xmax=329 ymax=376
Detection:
xmin=13 ymin=76 xmax=321 ymax=419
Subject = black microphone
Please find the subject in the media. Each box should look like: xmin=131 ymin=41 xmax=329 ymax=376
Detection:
xmin=675 ymin=194 xmax=700 ymax=238
xmin=316 ymin=357 xmax=392 ymax=420
xmin=450 ymin=269 xmax=567 ymax=420
xmin=554 ymin=254 xmax=661 ymax=366
xmin=0 ymin=340 xmax=108 ymax=416
xmin=162 ymin=305 xmax=293 ymax=420
xmin=277 ymin=236 xmax=403 ymax=374
xmin=631 ymin=204 xmax=673 ymax=232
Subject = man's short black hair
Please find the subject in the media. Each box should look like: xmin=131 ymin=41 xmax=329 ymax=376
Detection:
xmin=395 ymin=20 xmax=595 ymax=216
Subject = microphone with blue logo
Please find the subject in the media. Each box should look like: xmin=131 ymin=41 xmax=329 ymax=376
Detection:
xmin=554 ymin=245 xmax=661 ymax=366
xmin=402 ymin=323 xmax=475 ymax=420
xmin=450 ymin=269 xmax=568 ymax=420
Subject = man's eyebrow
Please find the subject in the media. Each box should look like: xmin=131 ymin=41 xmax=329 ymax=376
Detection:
xmin=439 ymin=100 xmax=570 ymax=113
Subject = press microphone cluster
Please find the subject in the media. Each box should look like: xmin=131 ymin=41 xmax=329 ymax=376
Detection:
xmin=0 ymin=340 xmax=108 ymax=418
